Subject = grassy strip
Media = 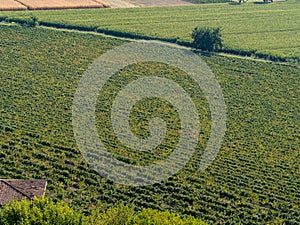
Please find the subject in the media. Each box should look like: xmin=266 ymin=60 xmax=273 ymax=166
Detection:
xmin=1 ymin=2 xmax=299 ymax=62
xmin=1 ymin=15 xmax=296 ymax=63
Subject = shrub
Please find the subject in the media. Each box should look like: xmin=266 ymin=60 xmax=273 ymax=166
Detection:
xmin=191 ymin=26 xmax=223 ymax=52
xmin=87 ymin=203 xmax=134 ymax=225
xmin=24 ymin=15 xmax=38 ymax=27
xmin=0 ymin=198 xmax=207 ymax=225
xmin=132 ymin=208 xmax=207 ymax=225
xmin=0 ymin=197 xmax=83 ymax=225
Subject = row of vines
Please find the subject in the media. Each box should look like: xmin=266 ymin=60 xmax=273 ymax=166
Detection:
xmin=0 ymin=25 xmax=299 ymax=224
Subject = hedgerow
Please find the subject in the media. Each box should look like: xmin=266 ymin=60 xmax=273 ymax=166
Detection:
xmin=0 ymin=198 xmax=207 ymax=225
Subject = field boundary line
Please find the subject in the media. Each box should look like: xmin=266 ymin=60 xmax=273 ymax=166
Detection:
xmin=92 ymin=0 xmax=111 ymax=8
xmin=12 ymin=0 xmax=29 ymax=9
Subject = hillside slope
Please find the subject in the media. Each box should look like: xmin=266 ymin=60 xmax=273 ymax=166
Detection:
xmin=0 ymin=25 xmax=299 ymax=224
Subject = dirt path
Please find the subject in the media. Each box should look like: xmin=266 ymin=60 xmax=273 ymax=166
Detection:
xmin=104 ymin=0 xmax=136 ymax=8
xmin=104 ymin=0 xmax=193 ymax=8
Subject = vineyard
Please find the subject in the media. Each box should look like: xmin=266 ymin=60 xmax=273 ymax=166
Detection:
xmin=0 ymin=24 xmax=299 ymax=224
xmin=0 ymin=0 xmax=299 ymax=61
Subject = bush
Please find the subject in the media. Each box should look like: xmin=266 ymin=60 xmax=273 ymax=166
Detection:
xmin=0 ymin=197 xmax=83 ymax=225
xmin=25 ymin=15 xmax=39 ymax=27
xmin=191 ymin=26 xmax=223 ymax=52
xmin=88 ymin=204 xmax=134 ymax=225
xmin=132 ymin=208 xmax=207 ymax=225
xmin=0 ymin=198 xmax=207 ymax=225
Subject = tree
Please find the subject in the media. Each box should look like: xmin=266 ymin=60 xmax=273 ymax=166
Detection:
xmin=191 ymin=26 xmax=223 ymax=52
xmin=24 ymin=15 xmax=38 ymax=27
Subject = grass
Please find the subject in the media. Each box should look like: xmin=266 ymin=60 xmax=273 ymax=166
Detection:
xmin=0 ymin=24 xmax=299 ymax=224
xmin=0 ymin=1 xmax=299 ymax=60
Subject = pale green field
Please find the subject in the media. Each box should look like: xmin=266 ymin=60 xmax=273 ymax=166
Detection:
xmin=1 ymin=1 xmax=300 ymax=59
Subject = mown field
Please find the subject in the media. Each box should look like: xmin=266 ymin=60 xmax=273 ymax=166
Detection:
xmin=0 ymin=24 xmax=299 ymax=224
xmin=0 ymin=1 xmax=299 ymax=61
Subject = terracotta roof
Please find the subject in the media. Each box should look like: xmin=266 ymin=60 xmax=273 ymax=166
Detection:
xmin=0 ymin=179 xmax=47 ymax=206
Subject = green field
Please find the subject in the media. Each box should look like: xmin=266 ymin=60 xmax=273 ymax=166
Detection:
xmin=0 ymin=1 xmax=300 ymax=61
xmin=0 ymin=23 xmax=299 ymax=224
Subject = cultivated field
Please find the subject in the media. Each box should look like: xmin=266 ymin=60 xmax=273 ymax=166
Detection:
xmin=0 ymin=23 xmax=299 ymax=224
xmin=0 ymin=0 xmax=27 ymax=11
xmin=0 ymin=0 xmax=110 ymax=10
xmin=114 ymin=0 xmax=192 ymax=7
xmin=103 ymin=0 xmax=193 ymax=8
xmin=1 ymin=1 xmax=299 ymax=60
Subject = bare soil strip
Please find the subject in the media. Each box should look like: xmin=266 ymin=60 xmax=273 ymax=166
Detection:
xmin=103 ymin=0 xmax=136 ymax=8
xmin=104 ymin=0 xmax=193 ymax=8
xmin=15 ymin=0 xmax=110 ymax=10
xmin=0 ymin=0 xmax=190 ymax=11
xmin=92 ymin=0 xmax=111 ymax=8
xmin=0 ymin=0 xmax=27 ymax=11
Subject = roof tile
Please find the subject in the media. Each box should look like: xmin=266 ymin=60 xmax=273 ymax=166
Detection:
xmin=0 ymin=179 xmax=47 ymax=206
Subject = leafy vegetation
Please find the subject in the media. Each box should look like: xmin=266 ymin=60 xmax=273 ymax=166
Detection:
xmin=23 ymin=14 xmax=38 ymax=27
xmin=0 ymin=1 xmax=299 ymax=60
xmin=192 ymin=26 xmax=223 ymax=51
xmin=0 ymin=198 xmax=83 ymax=225
xmin=0 ymin=24 xmax=299 ymax=224
xmin=0 ymin=198 xmax=206 ymax=225
xmin=132 ymin=208 xmax=206 ymax=224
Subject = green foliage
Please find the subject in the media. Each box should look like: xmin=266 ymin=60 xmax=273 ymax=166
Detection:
xmin=0 ymin=25 xmax=299 ymax=224
xmin=95 ymin=204 xmax=135 ymax=225
xmin=96 ymin=61 xmax=209 ymax=167
xmin=4 ymin=15 xmax=38 ymax=27
xmin=24 ymin=15 xmax=38 ymax=27
xmin=0 ymin=198 xmax=206 ymax=225
xmin=132 ymin=208 xmax=206 ymax=225
xmin=191 ymin=26 xmax=223 ymax=51
xmin=0 ymin=198 xmax=83 ymax=225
